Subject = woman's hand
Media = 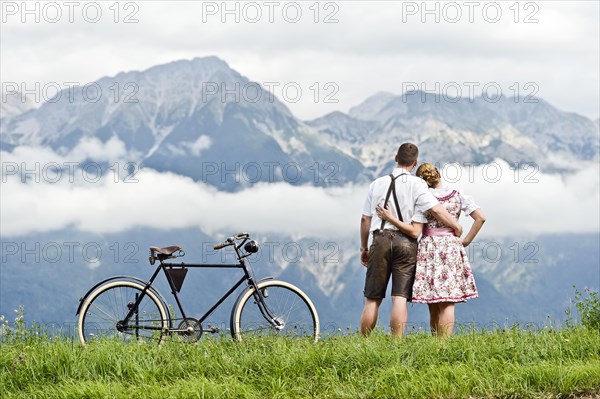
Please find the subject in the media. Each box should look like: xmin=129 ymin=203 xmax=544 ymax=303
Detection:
xmin=376 ymin=205 xmax=393 ymax=221
xmin=376 ymin=204 xmax=423 ymax=239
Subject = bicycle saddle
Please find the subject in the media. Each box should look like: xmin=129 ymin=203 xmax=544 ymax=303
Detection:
xmin=149 ymin=245 xmax=182 ymax=256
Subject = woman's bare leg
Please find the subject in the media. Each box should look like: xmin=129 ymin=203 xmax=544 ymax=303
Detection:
xmin=437 ymin=302 xmax=455 ymax=338
xmin=428 ymin=303 xmax=440 ymax=335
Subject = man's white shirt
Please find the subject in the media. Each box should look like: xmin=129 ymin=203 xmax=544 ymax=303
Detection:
xmin=362 ymin=168 xmax=439 ymax=232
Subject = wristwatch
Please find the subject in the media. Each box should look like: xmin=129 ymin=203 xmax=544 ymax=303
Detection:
xmin=360 ymin=247 xmax=368 ymax=252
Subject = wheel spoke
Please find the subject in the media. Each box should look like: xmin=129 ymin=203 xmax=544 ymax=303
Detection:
xmin=79 ymin=282 xmax=167 ymax=344
xmin=234 ymin=282 xmax=318 ymax=341
xmin=88 ymin=301 xmax=117 ymax=322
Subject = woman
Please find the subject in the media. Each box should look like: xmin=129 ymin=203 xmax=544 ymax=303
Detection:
xmin=376 ymin=163 xmax=486 ymax=337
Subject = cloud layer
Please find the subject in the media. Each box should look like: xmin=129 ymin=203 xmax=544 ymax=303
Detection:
xmin=2 ymin=145 xmax=598 ymax=238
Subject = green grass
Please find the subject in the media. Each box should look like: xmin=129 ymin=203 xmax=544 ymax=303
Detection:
xmin=2 ymin=328 xmax=599 ymax=399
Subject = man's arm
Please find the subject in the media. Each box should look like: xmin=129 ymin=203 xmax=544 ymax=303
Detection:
xmin=360 ymin=215 xmax=372 ymax=267
xmin=428 ymin=204 xmax=463 ymax=237
xmin=377 ymin=205 xmax=423 ymax=239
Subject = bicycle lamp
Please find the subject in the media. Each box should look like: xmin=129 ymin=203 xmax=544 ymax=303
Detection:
xmin=244 ymin=240 xmax=259 ymax=253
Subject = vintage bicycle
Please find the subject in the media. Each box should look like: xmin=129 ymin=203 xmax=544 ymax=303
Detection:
xmin=76 ymin=232 xmax=320 ymax=343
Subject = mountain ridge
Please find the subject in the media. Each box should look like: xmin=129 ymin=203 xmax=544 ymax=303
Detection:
xmin=1 ymin=56 xmax=366 ymax=190
xmin=309 ymin=90 xmax=598 ymax=176
xmin=1 ymin=56 xmax=598 ymax=187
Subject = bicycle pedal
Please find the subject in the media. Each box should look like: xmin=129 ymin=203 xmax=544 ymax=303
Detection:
xmin=207 ymin=324 xmax=220 ymax=333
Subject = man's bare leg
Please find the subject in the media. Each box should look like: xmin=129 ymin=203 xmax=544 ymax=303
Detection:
xmin=390 ymin=295 xmax=408 ymax=338
xmin=360 ymin=298 xmax=382 ymax=336
xmin=437 ymin=302 xmax=455 ymax=338
xmin=428 ymin=303 xmax=440 ymax=335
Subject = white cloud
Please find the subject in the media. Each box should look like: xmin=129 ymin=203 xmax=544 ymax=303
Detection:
xmin=184 ymin=135 xmax=212 ymax=156
xmin=1 ymin=146 xmax=598 ymax=239
xmin=0 ymin=163 xmax=365 ymax=237
xmin=1 ymin=136 xmax=131 ymax=165
xmin=67 ymin=135 xmax=129 ymax=161
xmin=166 ymin=135 xmax=211 ymax=156
xmin=439 ymin=159 xmax=600 ymax=237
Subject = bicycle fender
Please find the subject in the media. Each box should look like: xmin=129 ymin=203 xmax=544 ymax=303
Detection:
xmin=75 ymin=275 xmax=172 ymax=324
xmin=228 ymin=276 xmax=274 ymax=338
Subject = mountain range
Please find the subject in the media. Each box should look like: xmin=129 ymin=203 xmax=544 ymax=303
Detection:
xmin=309 ymin=91 xmax=599 ymax=175
xmin=1 ymin=57 xmax=366 ymax=191
xmin=2 ymin=56 xmax=598 ymax=190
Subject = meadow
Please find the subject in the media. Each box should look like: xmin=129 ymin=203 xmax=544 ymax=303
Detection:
xmin=2 ymin=325 xmax=599 ymax=399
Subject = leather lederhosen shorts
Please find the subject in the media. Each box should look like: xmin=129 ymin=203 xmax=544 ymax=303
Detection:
xmin=364 ymin=229 xmax=418 ymax=299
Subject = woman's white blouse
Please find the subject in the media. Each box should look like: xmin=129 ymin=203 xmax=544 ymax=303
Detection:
xmin=430 ymin=187 xmax=480 ymax=216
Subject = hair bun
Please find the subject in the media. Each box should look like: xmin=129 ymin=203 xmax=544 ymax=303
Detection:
xmin=416 ymin=163 xmax=440 ymax=188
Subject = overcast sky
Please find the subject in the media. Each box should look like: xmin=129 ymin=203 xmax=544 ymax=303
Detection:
xmin=1 ymin=0 xmax=599 ymax=120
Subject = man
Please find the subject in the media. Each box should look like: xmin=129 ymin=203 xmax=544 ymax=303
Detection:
xmin=359 ymin=143 xmax=462 ymax=337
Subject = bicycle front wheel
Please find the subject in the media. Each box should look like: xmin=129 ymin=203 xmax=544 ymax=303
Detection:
xmin=231 ymin=280 xmax=319 ymax=342
xmin=78 ymin=281 xmax=168 ymax=344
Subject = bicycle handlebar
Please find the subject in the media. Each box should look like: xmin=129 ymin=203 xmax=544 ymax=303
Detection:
xmin=213 ymin=232 xmax=250 ymax=250
xmin=213 ymin=242 xmax=229 ymax=250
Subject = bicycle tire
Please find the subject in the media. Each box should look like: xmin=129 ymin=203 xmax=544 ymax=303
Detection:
xmin=78 ymin=280 xmax=168 ymax=344
xmin=231 ymin=280 xmax=320 ymax=342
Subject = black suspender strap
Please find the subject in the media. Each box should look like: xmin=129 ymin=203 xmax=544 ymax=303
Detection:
xmin=379 ymin=173 xmax=406 ymax=230
xmin=391 ymin=177 xmax=402 ymax=222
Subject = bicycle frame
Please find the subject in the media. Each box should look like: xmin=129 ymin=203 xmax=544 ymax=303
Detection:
xmin=118 ymin=242 xmax=281 ymax=335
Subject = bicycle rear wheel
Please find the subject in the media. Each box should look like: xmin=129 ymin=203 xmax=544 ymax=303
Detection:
xmin=231 ymin=280 xmax=319 ymax=342
xmin=78 ymin=281 xmax=168 ymax=344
